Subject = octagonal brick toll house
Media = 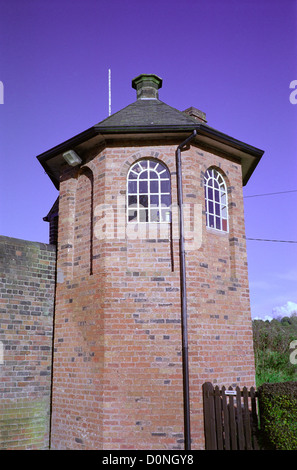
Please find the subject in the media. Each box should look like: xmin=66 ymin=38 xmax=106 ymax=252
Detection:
xmin=37 ymin=73 xmax=264 ymax=450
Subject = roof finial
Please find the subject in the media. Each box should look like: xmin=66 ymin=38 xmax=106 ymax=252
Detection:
xmin=132 ymin=74 xmax=162 ymax=100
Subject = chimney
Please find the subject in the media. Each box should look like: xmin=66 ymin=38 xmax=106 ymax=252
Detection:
xmin=132 ymin=74 xmax=163 ymax=100
xmin=183 ymin=107 xmax=207 ymax=124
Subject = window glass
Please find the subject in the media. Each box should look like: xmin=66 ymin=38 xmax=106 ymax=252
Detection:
xmin=139 ymin=195 xmax=148 ymax=208
xmin=150 ymin=170 xmax=158 ymax=179
xmin=139 ymin=181 xmax=148 ymax=194
xmin=150 ymin=180 xmax=159 ymax=193
xmin=128 ymin=195 xmax=137 ymax=206
xmin=127 ymin=159 xmax=171 ymax=223
xmin=161 ymin=194 xmax=171 ymax=207
xmin=204 ymin=168 xmax=228 ymax=232
xmin=161 ymin=180 xmax=170 ymax=193
xmin=128 ymin=181 xmax=137 ymax=193
xmin=139 ymin=171 xmax=148 ymax=179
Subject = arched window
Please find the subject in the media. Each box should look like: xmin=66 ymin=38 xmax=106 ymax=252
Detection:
xmin=127 ymin=159 xmax=171 ymax=223
xmin=204 ymin=168 xmax=228 ymax=232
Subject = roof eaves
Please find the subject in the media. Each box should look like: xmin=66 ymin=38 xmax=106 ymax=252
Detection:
xmin=36 ymin=120 xmax=264 ymax=189
xmin=36 ymin=126 xmax=97 ymax=164
xmin=95 ymin=122 xmax=264 ymax=157
xmin=94 ymin=124 xmax=198 ymax=134
xmin=197 ymin=124 xmax=264 ymax=158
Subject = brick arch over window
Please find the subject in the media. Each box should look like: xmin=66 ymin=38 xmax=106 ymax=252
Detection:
xmin=204 ymin=167 xmax=229 ymax=232
xmin=127 ymin=158 xmax=171 ymax=223
xmin=120 ymin=150 xmax=174 ymax=178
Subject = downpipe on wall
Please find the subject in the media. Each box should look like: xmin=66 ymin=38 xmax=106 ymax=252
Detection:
xmin=175 ymin=130 xmax=197 ymax=451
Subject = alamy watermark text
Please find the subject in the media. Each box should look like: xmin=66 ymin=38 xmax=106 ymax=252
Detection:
xmin=0 ymin=81 xmax=3 ymax=104
xmin=289 ymin=80 xmax=297 ymax=104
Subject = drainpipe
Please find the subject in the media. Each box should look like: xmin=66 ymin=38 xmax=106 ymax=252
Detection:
xmin=175 ymin=130 xmax=197 ymax=451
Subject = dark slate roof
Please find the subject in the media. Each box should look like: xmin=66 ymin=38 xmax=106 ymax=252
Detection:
xmin=37 ymin=93 xmax=264 ymax=189
xmin=96 ymin=99 xmax=198 ymax=130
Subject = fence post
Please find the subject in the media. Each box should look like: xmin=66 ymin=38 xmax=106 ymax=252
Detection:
xmin=243 ymin=386 xmax=252 ymax=450
xmin=250 ymin=387 xmax=260 ymax=450
xmin=202 ymin=382 xmax=217 ymax=450
xmin=221 ymin=386 xmax=230 ymax=450
xmin=214 ymin=385 xmax=224 ymax=449
xmin=228 ymin=387 xmax=237 ymax=449
xmin=236 ymin=386 xmax=245 ymax=449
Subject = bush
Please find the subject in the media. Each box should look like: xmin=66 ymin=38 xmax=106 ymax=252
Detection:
xmin=253 ymin=318 xmax=297 ymax=386
xmin=258 ymin=381 xmax=297 ymax=450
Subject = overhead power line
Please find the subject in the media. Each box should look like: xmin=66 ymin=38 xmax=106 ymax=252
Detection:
xmin=246 ymin=238 xmax=297 ymax=244
xmin=244 ymin=190 xmax=297 ymax=198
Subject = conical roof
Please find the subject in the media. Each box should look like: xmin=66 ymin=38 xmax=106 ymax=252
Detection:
xmin=96 ymin=98 xmax=198 ymax=130
xmin=37 ymin=73 xmax=264 ymax=189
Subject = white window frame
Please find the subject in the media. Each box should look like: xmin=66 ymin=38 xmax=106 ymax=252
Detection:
xmin=204 ymin=168 xmax=229 ymax=232
xmin=127 ymin=159 xmax=171 ymax=223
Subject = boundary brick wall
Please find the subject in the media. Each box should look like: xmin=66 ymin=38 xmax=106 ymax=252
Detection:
xmin=51 ymin=142 xmax=256 ymax=450
xmin=0 ymin=236 xmax=56 ymax=449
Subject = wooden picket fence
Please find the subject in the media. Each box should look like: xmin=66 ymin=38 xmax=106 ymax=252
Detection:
xmin=202 ymin=382 xmax=260 ymax=450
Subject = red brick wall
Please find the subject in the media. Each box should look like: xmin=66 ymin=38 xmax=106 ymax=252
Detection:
xmin=51 ymin=143 xmax=256 ymax=449
xmin=0 ymin=236 xmax=56 ymax=449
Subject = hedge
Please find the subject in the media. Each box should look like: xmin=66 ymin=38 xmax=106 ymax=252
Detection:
xmin=257 ymin=381 xmax=297 ymax=450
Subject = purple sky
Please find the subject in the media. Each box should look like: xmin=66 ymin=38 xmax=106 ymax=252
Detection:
xmin=0 ymin=0 xmax=297 ymax=320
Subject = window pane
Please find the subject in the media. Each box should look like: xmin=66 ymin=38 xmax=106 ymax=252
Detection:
xmin=221 ymin=206 xmax=227 ymax=218
xmin=208 ymin=187 xmax=213 ymax=200
xmin=129 ymin=172 xmax=138 ymax=180
xmin=161 ymin=194 xmax=171 ymax=207
xmin=150 ymin=180 xmax=159 ymax=193
xmin=160 ymin=169 xmax=170 ymax=179
xmin=149 ymin=170 xmax=158 ymax=179
xmin=152 ymin=162 xmax=160 ymax=172
xmin=222 ymin=218 xmax=227 ymax=231
xmin=150 ymin=195 xmax=159 ymax=206
xmin=221 ymin=192 xmax=226 ymax=205
xmin=214 ymin=190 xmax=220 ymax=202
xmin=150 ymin=209 xmax=159 ymax=222
xmin=209 ymin=214 xmax=214 ymax=228
xmin=133 ymin=164 xmax=142 ymax=174
xmin=215 ymin=217 xmax=221 ymax=230
xmin=128 ymin=180 xmax=137 ymax=193
xmin=128 ymin=195 xmax=137 ymax=206
xmin=208 ymin=200 xmax=214 ymax=215
xmin=139 ymin=181 xmax=148 ymax=193
xmin=139 ymin=195 xmax=148 ymax=208
xmin=161 ymin=180 xmax=170 ymax=193
xmin=128 ymin=210 xmax=137 ymax=221
xmin=215 ymin=203 xmax=220 ymax=216
xmin=161 ymin=208 xmax=171 ymax=222
xmin=139 ymin=209 xmax=148 ymax=222
xmin=149 ymin=160 xmax=158 ymax=169
xmin=140 ymin=160 xmax=148 ymax=169
xmin=139 ymin=171 xmax=148 ymax=179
